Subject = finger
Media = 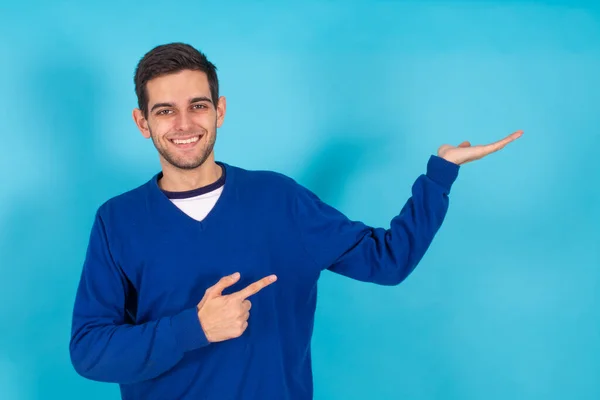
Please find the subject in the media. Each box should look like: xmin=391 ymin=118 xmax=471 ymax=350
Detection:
xmin=438 ymin=144 xmax=452 ymax=153
xmin=458 ymin=141 xmax=471 ymax=148
xmin=232 ymin=320 xmax=249 ymax=339
xmin=484 ymin=130 xmax=523 ymax=153
xmin=233 ymin=274 xmax=277 ymax=299
xmin=206 ymin=272 xmax=240 ymax=297
xmin=242 ymin=299 xmax=252 ymax=311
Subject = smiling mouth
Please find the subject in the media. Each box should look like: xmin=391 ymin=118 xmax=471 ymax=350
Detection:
xmin=171 ymin=135 xmax=201 ymax=145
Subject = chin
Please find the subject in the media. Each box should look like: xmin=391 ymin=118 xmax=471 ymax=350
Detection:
xmin=166 ymin=153 xmax=211 ymax=170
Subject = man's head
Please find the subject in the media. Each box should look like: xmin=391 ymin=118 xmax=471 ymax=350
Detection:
xmin=132 ymin=43 xmax=226 ymax=171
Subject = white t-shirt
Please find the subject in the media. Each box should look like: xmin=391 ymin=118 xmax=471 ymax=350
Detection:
xmin=169 ymin=185 xmax=224 ymax=221
xmin=160 ymin=165 xmax=226 ymax=222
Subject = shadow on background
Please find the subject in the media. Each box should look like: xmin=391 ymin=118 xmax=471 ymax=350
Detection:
xmin=0 ymin=38 xmax=132 ymax=399
xmin=297 ymin=134 xmax=392 ymax=206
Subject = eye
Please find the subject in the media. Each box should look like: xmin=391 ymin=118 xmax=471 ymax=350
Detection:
xmin=192 ymin=103 xmax=208 ymax=109
xmin=156 ymin=109 xmax=172 ymax=115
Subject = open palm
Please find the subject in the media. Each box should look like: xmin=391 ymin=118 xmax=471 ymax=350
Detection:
xmin=438 ymin=130 xmax=523 ymax=165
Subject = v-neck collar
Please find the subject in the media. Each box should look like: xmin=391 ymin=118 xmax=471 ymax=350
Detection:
xmin=145 ymin=161 xmax=237 ymax=231
xmin=160 ymin=164 xmax=226 ymax=200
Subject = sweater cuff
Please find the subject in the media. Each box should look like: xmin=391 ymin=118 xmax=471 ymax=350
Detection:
xmin=426 ymin=155 xmax=460 ymax=192
xmin=171 ymin=307 xmax=210 ymax=353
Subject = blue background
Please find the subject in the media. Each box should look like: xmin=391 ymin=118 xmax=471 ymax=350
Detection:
xmin=1 ymin=1 xmax=599 ymax=399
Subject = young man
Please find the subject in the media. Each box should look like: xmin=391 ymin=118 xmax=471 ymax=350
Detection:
xmin=69 ymin=42 xmax=522 ymax=399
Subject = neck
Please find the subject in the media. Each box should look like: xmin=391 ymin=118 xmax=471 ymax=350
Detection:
xmin=158 ymin=155 xmax=222 ymax=192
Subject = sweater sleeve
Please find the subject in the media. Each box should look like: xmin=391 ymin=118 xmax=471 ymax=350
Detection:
xmin=294 ymin=155 xmax=460 ymax=285
xmin=69 ymin=210 xmax=210 ymax=384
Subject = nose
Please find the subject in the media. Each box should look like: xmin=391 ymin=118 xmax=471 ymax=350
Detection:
xmin=174 ymin=111 xmax=193 ymax=132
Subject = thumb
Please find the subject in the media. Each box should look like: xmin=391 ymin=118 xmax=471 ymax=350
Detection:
xmin=458 ymin=141 xmax=471 ymax=148
xmin=206 ymin=272 xmax=241 ymax=298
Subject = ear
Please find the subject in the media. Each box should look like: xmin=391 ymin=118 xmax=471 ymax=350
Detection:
xmin=132 ymin=108 xmax=151 ymax=139
xmin=216 ymin=96 xmax=227 ymax=128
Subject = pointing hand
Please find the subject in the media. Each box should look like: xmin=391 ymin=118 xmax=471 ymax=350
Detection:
xmin=196 ymin=272 xmax=277 ymax=343
xmin=438 ymin=130 xmax=523 ymax=165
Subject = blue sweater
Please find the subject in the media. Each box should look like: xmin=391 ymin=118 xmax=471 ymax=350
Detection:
xmin=69 ymin=155 xmax=459 ymax=399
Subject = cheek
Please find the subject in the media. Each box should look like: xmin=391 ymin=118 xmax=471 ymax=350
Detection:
xmin=150 ymin=122 xmax=173 ymax=139
xmin=193 ymin=113 xmax=216 ymax=127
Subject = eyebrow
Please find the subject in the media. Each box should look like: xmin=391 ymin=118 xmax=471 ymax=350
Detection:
xmin=150 ymin=96 xmax=213 ymax=112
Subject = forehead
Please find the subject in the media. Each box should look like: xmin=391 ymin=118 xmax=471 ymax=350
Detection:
xmin=146 ymin=69 xmax=210 ymax=103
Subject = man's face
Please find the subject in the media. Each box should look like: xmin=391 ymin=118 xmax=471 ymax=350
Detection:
xmin=134 ymin=69 xmax=226 ymax=170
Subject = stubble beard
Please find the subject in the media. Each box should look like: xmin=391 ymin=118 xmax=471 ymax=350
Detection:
xmin=149 ymin=125 xmax=217 ymax=171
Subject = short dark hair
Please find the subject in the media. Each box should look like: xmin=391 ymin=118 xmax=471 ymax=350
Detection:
xmin=134 ymin=42 xmax=219 ymax=118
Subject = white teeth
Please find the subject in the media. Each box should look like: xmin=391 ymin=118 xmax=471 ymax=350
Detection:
xmin=172 ymin=136 xmax=200 ymax=144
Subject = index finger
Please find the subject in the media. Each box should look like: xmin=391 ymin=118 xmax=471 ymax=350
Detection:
xmin=233 ymin=274 xmax=278 ymax=299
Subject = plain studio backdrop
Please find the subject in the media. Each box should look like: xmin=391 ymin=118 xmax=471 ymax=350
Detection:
xmin=0 ymin=1 xmax=599 ymax=399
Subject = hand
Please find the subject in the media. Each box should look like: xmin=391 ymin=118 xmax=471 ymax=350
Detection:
xmin=437 ymin=130 xmax=523 ymax=165
xmin=196 ymin=272 xmax=277 ymax=343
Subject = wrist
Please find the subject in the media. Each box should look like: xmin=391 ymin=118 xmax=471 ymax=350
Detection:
xmin=196 ymin=305 xmax=214 ymax=343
